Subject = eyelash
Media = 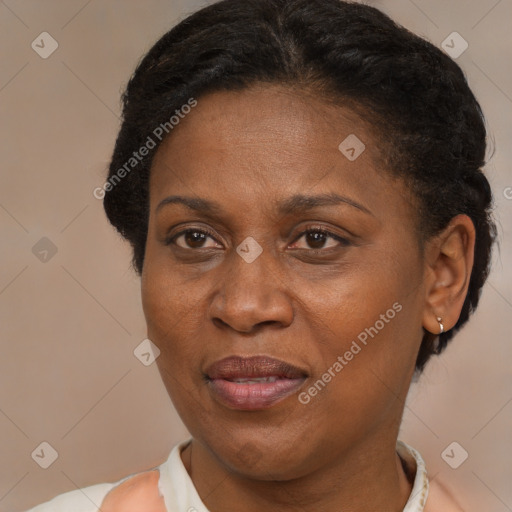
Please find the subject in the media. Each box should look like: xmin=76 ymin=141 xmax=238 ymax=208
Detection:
xmin=167 ymin=225 xmax=350 ymax=253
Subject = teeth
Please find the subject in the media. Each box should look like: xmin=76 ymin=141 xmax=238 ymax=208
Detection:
xmin=230 ymin=376 xmax=279 ymax=384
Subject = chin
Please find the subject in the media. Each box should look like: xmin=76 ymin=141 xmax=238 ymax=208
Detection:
xmin=203 ymin=428 xmax=322 ymax=481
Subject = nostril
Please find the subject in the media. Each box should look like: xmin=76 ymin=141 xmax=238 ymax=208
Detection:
xmin=212 ymin=317 xmax=280 ymax=334
xmin=256 ymin=320 xmax=280 ymax=329
xmin=212 ymin=317 xmax=229 ymax=329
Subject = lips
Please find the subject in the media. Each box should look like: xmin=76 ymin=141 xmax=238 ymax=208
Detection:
xmin=205 ymin=355 xmax=307 ymax=410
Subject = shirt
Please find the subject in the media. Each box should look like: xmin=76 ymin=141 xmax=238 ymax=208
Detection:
xmin=24 ymin=439 xmax=462 ymax=512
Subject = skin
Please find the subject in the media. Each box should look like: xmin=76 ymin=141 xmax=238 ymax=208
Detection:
xmin=102 ymin=84 xmax=475 ymax=511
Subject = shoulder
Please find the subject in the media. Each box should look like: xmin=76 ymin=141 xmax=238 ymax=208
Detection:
xmin=425 ymin=478 xmax=465 ymax=512
xmin=24 ymin=482 xmax=117 ymax=512
xmin=100 ymin=470 xmax=166 ymax=512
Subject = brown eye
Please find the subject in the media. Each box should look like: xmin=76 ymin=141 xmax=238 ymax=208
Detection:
xmin=290 ymin=228 xmax=350 ymax=251
xmin=170 ymin=229 xmax=221 ymax=249
xmin=184 ymin=230 xmax=208 ymax=248
xmin=305 ymin=231 xmax=330 ymax=249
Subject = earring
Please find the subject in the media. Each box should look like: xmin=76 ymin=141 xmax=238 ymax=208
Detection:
xmin=436 ymin=316 xmax=444 ymax=335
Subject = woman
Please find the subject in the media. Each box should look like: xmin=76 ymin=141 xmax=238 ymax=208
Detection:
xmin=26 ymin=0 xmax=495 ymax=510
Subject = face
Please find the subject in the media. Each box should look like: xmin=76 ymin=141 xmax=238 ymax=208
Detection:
xmin=142 ymin=84 xmax=428 ymax=479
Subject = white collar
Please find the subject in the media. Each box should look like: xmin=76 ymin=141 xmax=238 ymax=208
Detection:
xmin=397 ymin=440 xmax=429 ymax=511
xmin=159 ymin=439 xmax=429 ymax=511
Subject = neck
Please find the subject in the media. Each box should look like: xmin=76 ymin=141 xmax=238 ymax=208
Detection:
xmin=181 ymin=430 xmax=413 ymax=512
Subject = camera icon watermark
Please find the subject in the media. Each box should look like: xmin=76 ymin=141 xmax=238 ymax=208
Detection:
xmin=338 ymin=134 xmax=366 ymax=161
xmin=236 ymin=236 xmax=263 ymax=263
xmin=441 ymin=32 xmax=468 ymax=59
xmin=31 ymin=32 xmax=59 ymax=59
xmin=31 ymin=441 xmax=58 ymax=469
xmin=503 ymin=187 xmax=512 ymax=200
xmin=134 ymin=338 xmax=160 ymax=366
xmin=441 ymin=441 xmax=468 ymax=469
xmin=32 ymin=237 xmax=58 ymax=263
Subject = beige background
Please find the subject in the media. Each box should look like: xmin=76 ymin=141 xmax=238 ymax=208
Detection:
xmin=0 ymin=0 xmax=510 ymax=511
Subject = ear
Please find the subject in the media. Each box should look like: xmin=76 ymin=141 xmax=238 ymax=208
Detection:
xmin=422 ymin=214 xmax=476 ymax=335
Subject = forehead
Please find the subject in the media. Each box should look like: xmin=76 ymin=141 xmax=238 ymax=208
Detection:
xmin=149 ymin=85 xmax=410 ymax=221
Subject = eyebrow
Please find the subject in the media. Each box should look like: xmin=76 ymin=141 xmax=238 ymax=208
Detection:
xmin=156 ymin=192 xmax=373 ymax=217
xmin=278 ymin=192 xmax=373 ymax=216
xmin=156 ymin=195 xmax=223 ymax=215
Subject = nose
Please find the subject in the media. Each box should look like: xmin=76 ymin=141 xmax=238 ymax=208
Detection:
xmin=208 ymin=247 xmax=294 ymax=334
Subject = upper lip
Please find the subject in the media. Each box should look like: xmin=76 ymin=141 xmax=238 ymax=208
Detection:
xmin=205 ymin=355 xmax=308 ymax=380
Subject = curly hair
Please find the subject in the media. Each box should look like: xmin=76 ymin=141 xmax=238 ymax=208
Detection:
xmin=103 ymin=0 xmax=496 ymax=371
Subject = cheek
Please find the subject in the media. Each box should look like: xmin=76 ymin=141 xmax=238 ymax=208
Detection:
xmin=142 ymin=232 xmax=203 ymax=317
xmin=303 ymin=283 xmax=415 ymax=387
xmin=296 ymin=291 xmax=421 ymax=443
xmin=304 ymin=244 xmax=421 ymax=344
xmin=141 ymin=258 xmax=206 ymax=417
xmin=141 ymin=243 xmax=201 ymax=364
xmin=299 ymin=247 xmax=423 ymax=397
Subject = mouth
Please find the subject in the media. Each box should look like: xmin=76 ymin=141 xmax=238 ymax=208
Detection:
xmin=205 ymin=355 xmax=308 ymax=410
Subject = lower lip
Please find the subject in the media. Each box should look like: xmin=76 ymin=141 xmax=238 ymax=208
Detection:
xmin=207 ymin=377 xmax=306 ymax=410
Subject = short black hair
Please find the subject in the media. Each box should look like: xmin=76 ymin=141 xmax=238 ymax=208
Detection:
xmin=103 ymin=0 xmax=496 ymax=371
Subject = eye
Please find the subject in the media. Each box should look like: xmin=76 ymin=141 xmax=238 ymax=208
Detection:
xmin=168 ymin=228 xmax=222 ymax=249
xmin=289 ymin=227 xmax=350 ymax=251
